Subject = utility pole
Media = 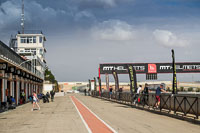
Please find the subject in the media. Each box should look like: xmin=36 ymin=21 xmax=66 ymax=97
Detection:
xmin=21 ymin=0 xmax=25 ymax=34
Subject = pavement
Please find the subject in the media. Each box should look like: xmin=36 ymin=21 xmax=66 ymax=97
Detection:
xmin=0 ymin=94 xmax=200 ymax=133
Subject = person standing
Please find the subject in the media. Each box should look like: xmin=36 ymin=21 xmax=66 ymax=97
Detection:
xmin=32 ymin=91 xmax=40 ymax=111
xmin=155 ymin=84 xmax=166 ymax=108
xmin=109 ymin=86 xmax=113 ymax=99
xmin=50 ymin=90 xmax=55 ymax=102
xmin=84 ymin=89 xmax=87 ymax=96
xmin=143 ymin=83 xmax=150 ymax=106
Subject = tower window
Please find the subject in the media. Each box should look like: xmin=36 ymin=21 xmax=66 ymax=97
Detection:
xmin=20 ymin=36 xmax=37 ymax=44
xmin=39 ymin=37 xmax=43 ymax=43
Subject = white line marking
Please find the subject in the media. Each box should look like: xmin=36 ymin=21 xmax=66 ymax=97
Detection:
xmin=74 ymin=96 xmax=118 ymax=133
xmin=70 ymin=96 xmax=92 ymax=133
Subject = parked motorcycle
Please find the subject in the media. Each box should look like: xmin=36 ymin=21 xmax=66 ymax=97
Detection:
xmin=42 ymin=94 xmax=49 ymax=103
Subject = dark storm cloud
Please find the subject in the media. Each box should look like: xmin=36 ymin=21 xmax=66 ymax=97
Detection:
xmin=1 ymin=0 xmax=200 ymax=81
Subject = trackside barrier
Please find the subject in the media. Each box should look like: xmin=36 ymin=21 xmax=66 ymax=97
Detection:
xmin=91 ymin=91 xmax=200 ymax=119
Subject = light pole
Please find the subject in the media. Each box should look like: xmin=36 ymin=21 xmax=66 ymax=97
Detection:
xmin=19 ymin=59 xmax=32 ymax=66
xmin=19 ymin=59 xmax=36 ymax=74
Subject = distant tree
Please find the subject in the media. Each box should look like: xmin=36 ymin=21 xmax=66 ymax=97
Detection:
xmin=188 ymin=87 xmax=193 ymax=92
xmin=45 ymin=68 xmax=59 ymax=92
xmin=180 ymin=87 xmax=184 ymax=92
xmin=196 ymin=88 xmax=200 ymax=92
xmin=166 ymin=87 xmax=171 ymax=92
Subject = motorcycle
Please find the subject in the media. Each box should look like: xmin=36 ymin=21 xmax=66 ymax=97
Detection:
xmin=42 ymin=94 xmax=49 ymax=103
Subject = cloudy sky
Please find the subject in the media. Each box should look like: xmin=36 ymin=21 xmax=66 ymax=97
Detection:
xmin=1 ymin=0 xmax=200 ymax=82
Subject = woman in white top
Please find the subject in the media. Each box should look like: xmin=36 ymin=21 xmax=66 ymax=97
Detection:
xmin=32 ymin=91 xmax=40 ymax=111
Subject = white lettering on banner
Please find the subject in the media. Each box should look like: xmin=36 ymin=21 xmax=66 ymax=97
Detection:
xmin=103 ymin=66 xmax=114 ymax=71
xmin=133 ymin=66 xmax=145 ymax=71
xmin=103 ymin=66 xmax=145 ymax=71
xmin=160 ymin=65 xmax=200 ymax=70
xmin=103 ymin=66 xmax=126 ymax=71
xmin=182 ymin=65 xmax=200 ymax=70
xmin=160 ymin=66 xmax=172 ymax=70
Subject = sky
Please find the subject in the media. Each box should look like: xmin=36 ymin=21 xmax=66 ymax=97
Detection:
xmin=0 ymin=0 xmax=200 ymax=82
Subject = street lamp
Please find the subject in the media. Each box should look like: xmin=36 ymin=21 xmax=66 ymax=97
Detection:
xmin=19 ymin=59 xmax=36 ymax=74
xmin=19 ymin=59 xmax=32 ymax=66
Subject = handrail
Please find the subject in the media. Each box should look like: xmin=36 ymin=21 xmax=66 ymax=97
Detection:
xmin=91 ymin=91 xmax=199 ymax=119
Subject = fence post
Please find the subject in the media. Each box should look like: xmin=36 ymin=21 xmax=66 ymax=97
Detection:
xmin=196 ymin=97 xmax=199 ymax=119
xmin=184 ymin=97 xmax=186 ymax=116
xmin=169 ymin=94 xmax=171 ymax=112
xmin=160 ymin=95 xmax=162 ymax=112
xmin=174 ymin=95 xmax=176 ymax=114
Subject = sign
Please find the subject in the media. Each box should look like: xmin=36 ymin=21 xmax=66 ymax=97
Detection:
xmin=26 ymin=73 xmax=30 ymax=79
xmin=22 ymin=71 xmax=26 ymax=78
xmin=6 ymin=66 xmax=16 ymax=74
xmin=101 ymin=64 xmax=146 ymax=74
xmin=16 ymin=69 xmax=22 ymax=76
xmin=91 ymin=80 xmax=94 ymax=91
xmin=112 ymin=70 xmax=119 ymax=92
xmin=127 ymin=65 xmax=137 ymax=94
xmin=0 ymin=63 xmax=8 ymax=71
xmin=148 ymin=64 xmax=157 ymax=73
xmin=100 ymin=62 xmax=200 ymax=74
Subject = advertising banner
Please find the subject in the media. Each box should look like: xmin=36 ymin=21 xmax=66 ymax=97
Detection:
xmin=97 ymin=77 xmax=102 ymax=94
xmin=105 ymin=74 xmax=109 ymax=91
xmin=94 ymin=77 xmax=97 ymax=91
xmin=127 ymin=65 xmax=137 ymax=94
xmin=100 ymin=62 xmax=200 ymax=74
xmin=112 ymin=70 xmax=119 ymax=92
xmin=88 ymin=79 xmax=91 ymax=90
xmin=172 ymin=49 xmax=177 ymax=94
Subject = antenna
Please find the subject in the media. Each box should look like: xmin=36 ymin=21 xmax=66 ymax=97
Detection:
xmin=21 ymin=0 xmax=25 ymax=34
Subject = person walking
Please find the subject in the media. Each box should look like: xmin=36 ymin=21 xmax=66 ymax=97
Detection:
xmin=133 ymin=85 xmax=142 ymax=105
xmin=32 ymin=91 xmax=40 ymax=111
xmin=155 ymin=84 xmax=166 ymax=108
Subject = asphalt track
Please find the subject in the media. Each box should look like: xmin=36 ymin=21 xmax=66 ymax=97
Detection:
xmin=0 ymin=94 xmax=199 ymax=133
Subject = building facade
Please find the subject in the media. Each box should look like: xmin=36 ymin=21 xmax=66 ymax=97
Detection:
xmin=10 ymin=31 xmax=47 ymax=80
xmin=0 ymin=41 xmax=43 ymax=106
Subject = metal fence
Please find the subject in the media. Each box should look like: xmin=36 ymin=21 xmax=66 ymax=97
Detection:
xmin=91 ymin=91 xmax=200 ymax=119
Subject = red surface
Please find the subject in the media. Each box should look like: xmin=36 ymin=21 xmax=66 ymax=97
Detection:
xmin=71 ymin=96 xmax=114 ymax=133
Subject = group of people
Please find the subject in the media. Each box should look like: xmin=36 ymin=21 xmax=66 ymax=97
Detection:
xmin=31 ymin=90 xmax=55 ymax=111
xmin=133 ymin=83 xmax=166 ymax=108
xmin=108 ymin=83 xmax=166 ymax=108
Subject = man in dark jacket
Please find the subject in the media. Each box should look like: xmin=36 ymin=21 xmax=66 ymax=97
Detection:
xmin=50 ymin=90 xmax=55 ymax=102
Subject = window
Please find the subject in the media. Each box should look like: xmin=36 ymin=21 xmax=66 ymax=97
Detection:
xmin=21 ymin=37 xmax=26 ymax=43
xmin=25 ymin=48 xmax=36 ymax=55
xmin=39 ymin=48 xmax=43 ymax=55
xmin=20 ymin=36 xmax=37 ymax=44
xmin=39 ymin=36 xmax=43 ymax=43
xmin=33 ymin=36 xmax=36 ymax=43
xmin=25 ymin=49 xmax=31 ymax=52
